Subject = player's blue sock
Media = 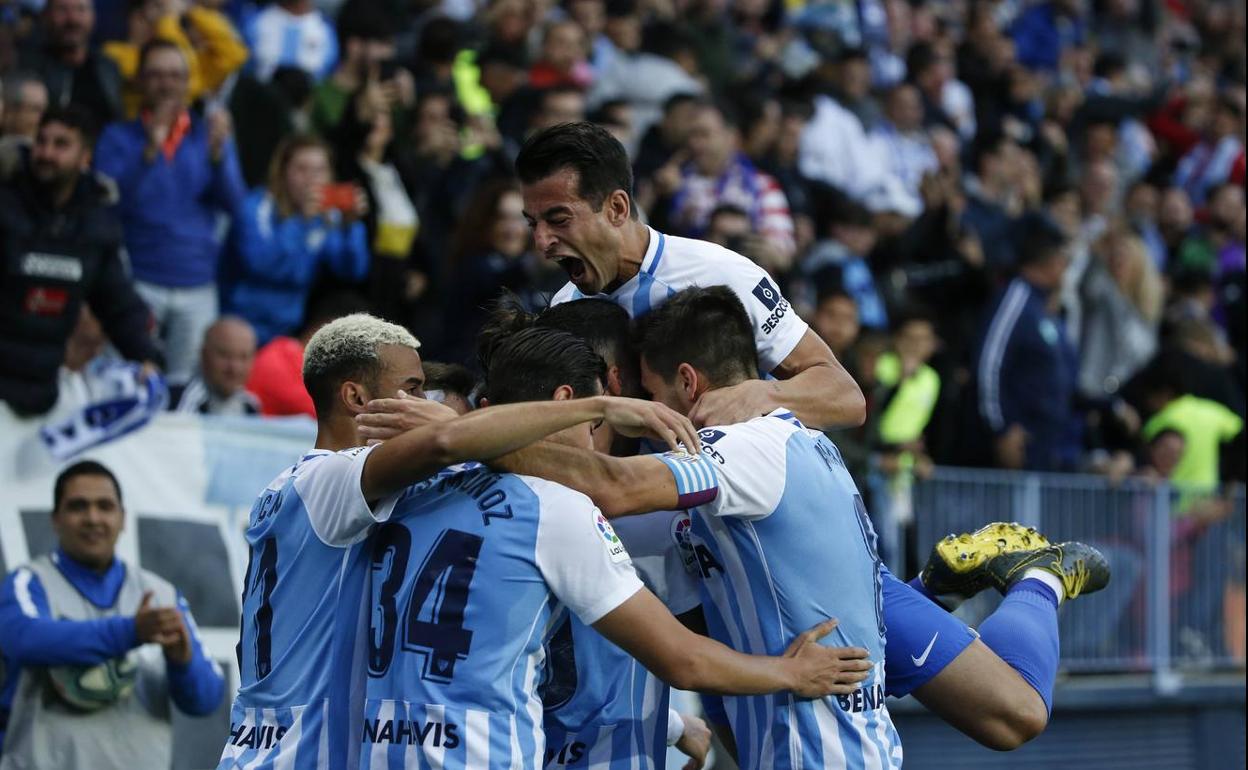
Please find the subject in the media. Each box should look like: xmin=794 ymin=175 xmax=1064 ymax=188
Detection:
xmin=977 ymin=578 xmax=1060 ymax=714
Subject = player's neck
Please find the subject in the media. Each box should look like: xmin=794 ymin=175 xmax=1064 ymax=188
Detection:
xmin=314 ymin=415 xmax=362 ymax=451
xmin=609 ymin=220 xmax=649 ymax=290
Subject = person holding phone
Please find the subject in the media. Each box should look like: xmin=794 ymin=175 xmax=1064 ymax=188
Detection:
xmin=220 ymin=134 xmax=371 ymax=345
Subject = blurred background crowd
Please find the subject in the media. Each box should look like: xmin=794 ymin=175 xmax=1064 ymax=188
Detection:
xmin=0 ymin=0 xmax=1244 ymax=487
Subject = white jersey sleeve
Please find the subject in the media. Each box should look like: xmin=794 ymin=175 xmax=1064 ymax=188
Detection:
xmin=294 ymin=445 xmax=402 ymax=547
xmin=529 ymin=478 xmax=645 ymax=625
xmin=695 ymin=419 xmax=793 ymax=521
xmin=711 ymin=249 xmax=808 ymax=373
xmin=611 ymin=510 xmax=702 ymax=615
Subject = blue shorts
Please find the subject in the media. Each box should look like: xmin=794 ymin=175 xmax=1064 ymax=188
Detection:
xmin=881 ymin=566 xmax=977 ymax=698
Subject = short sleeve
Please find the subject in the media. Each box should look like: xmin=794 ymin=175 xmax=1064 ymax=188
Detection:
xmin=1215 ymin=403 xmax=1244 ymax=441
xmin=714 ymin=248 xmax=809 ymax=373
xmin=531 ymin=480 xmax=644 ymax=625
xmin=695 ymin=420 xmax=791 ymax=521
xmin=611 ymin=510 xmax=701 ymax=615
xmin=295 ymin=446 xmax=403 ymax=547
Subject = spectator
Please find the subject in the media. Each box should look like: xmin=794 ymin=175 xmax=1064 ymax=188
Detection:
xmin=246 ymin=291 xmax=366 ymax=417
xmin=962 ymin=128 xmax=1024 ymax=269
xmin=1173 ymin=95 xmax=1245 ymax=207
xmin=94 ymin=40 xmax=246 ymax=384
xmin=229 ymin=66 xmax=316 ymax=186
xmin=975 ymin=213 xmax=1079 ymax=470
xmin=589 ymin=6 xmax=703 ymax=140
xmin=102 ymin=0 xmax=249 ymax=119
xmin=1078 ymin=226 xmax=1162 ymax=399
xmin=870 ymin=83 xmax=938 ymax=205
xmin=1140 ymin=366 xmax=1244 ymax=489
xmin=810 ymin=287 xmax=861 ymax=361
xmin=423 ymin=361 xmax=478 ymax=414
xmin=442 ymin=178 xmax=547 ymax=359
xmin=1010 ymin=0 xmax=1087 ymax=74
xmin=221 ymin=134 xmax=370 ymax=345
xmin=873 ymin=310 xmax=941 ymax=473
xmin=0 ymin=73 xmax=49 ymax=175
xmin=792 ymin=198 xmax=889 ymax=331
xmin=243 ymin=0 xmax=338 ymax=83
xmin=530 ymin=19 xmax=593 ymax=89
xmin=169 ymin=316 xmax=260 ymax=415
xmin=1174 ymin=182 xmax=1247 ymax=282
xmin=1 ymin=72 xmax=48 ymax=143
xmin=0 ymin=106 xmax=162 ymax=417
xmin=333 ymin=88 xmax=424 ymax=324
xmin=17 ymin=0 xmax=123 ymax=124
xmin=0 ymin=461 xmax=224 ymax=769
xmin=666 ymin=100 xmax=796 ymax=265
xmin=309 ymin=1 xmax=410 ymax=138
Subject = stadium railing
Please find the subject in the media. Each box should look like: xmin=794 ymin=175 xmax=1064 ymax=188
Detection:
xmin=868 ymin=468 xmax=1247 ymax=681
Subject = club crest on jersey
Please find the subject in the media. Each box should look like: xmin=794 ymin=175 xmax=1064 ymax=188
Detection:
xmin=596 ymin=513 xmax=629 ymax=563
xmin=752 ymin=278 xmax=780 ymax=310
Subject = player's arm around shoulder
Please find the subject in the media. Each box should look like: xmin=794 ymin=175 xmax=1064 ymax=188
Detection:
xmin=492 ymin=444 xmax=718 ymax=518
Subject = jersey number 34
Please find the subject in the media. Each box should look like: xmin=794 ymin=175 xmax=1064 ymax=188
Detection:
xmin=368 ymin=524 xmax=483 ymax=681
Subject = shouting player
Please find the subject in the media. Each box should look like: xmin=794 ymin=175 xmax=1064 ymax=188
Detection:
xmin=509 ymin=124 xmax=1110 ymax=751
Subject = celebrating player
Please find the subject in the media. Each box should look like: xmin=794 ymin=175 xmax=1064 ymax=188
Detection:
xmin=356 ymin=326 xmax=875 ymax=768
xmin=217 ymin=313 xmax=713 ymax=768
xmin=509 ymin=124 xmax=1111 ymax=751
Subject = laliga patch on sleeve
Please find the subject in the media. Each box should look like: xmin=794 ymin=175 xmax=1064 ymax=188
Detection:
xmin=595 ymin=512 xmax=630 ymax=563
xmin=751 ymin=278 xmax=780 ymax=310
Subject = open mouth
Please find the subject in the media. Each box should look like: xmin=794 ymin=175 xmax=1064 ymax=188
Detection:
xmin=557 ymin=256 xmax=588 ymax=283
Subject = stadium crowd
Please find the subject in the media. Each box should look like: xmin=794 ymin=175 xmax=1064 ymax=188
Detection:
xmin=0 ymin=0 xmax=1243 ymax=483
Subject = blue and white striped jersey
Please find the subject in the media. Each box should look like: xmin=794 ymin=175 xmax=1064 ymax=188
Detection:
xmin=540 ymin=507 xmax=705 ymax=770
xmin=219 ymin=446 xmax=402 ymax=770
xmin=359 ymin=466 xmax=644 ymax=770
xmin=688 ymin=411 xmax=902 ymax=770
xmin=550 ymin=227 xmax=809 ymax=374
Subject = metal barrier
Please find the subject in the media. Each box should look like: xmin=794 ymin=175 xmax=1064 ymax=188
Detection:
xmin=868 ymin=468 xmax=1247 ymax=679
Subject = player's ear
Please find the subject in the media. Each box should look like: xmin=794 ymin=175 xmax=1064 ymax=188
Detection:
xmin=340 ymin=380 xmax=370 ymax=413
xmin=551 ymin=384 xmax=576 ymax=401
xmin=676 ymin=363 xmax=699 ymax=401
xmin=606 ymin=365 xmax=624 ymax=397
xmin=607 ymin=189 xmax=630 ymax=225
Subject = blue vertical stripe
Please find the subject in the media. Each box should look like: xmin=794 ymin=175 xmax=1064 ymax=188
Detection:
xmin=645 ymin=234 xmax=667 ymax=275
xmin=632 ymin=272 xmax=656 ymax=319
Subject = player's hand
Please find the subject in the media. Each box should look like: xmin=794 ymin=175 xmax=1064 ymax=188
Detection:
xmin=599 ymin=397 xmax=700 ymax=453
xmin=356 ymin=390 xmax=459 ymax=443
xmin=675 ymin=713 xmax=712 ymax=770
xmin=134 ymin=591 xmax=185 ymax=645
xmin=782 ymin=618 xmax=872 ymax=698
xmin=688 ymin=379 xmax=776 ymax=428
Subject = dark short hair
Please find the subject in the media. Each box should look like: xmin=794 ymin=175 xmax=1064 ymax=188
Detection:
xmin=336 ymin=0 xmax=392 ymax=47
xmin=423 ymin=361 xmax=478 ymax=398
xmin=634 ymin=286 xmax=757 ymax=388
xmin=515 ymin=121 xmax=636 ymax=216
xmin=538 ymin=299 xmax=639 ymax=396
xmin=138 ymin=38 xmax=186 ymax=72
xmin=39 ymin=104 xmax=97 ymax=147
xmin=54 ymin=460 xmax=122 ymax=513
xmin=484 ymin=327 xmax=607 ymax=404
xmin=1014 ymin=212 xmax=1068 ymax=268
